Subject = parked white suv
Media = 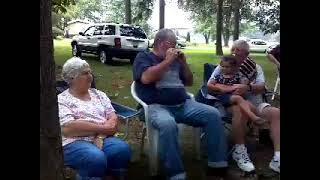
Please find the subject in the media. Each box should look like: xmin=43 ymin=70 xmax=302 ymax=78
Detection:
xmin=71 ymin=23 xmax=149 ymax=64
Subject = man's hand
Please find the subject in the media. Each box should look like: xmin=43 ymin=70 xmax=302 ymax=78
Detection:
xmin=232 ymin=84 xmax=249 ymax=95
xmin=177 ymin=51 xmax=187 ymax=65
xmin=164 ymin=48 xmax=179 ymax=63
xmin=175 ymin=50 xmax=193 ymax=86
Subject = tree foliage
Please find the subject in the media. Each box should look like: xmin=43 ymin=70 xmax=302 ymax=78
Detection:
xmin=52 ymin=0 xmax=75 ymax=13
xmin=193 ymin=14 xmax=215 ymax=44
xmin=251 ymin=0 xmax=280 ymax=34
xmin=69 ymin=0 xmax=105 ymax=22
xmin=53 ymin=0 xmax=154 ymax=35
xmin=179 ymin=0 xmax=280 ymax=41
xmin=104 ymin=0 xmax=154 ymax=34
xmin=178 ymin=0 xmax=216 ymax=42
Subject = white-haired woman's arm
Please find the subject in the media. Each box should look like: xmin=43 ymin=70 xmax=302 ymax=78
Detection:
xmin=62 ymin=120 xmax=116 ymax=137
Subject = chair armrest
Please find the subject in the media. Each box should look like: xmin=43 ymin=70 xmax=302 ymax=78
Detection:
xmin=131 ymin=82 xmax=194 ymax=108
xmin=111 ymin=102 xmax=140 ymax=119
xmin=131 ymin=81 xmax=148 ymax=109
xmin=187 ymin=92 xmax=194 ymax=100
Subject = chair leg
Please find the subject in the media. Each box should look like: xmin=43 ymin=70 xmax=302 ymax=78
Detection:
xmin=148 ymin=127 xmax=159 ymax=176
xmin=123 ymin=119 xmax=129 ymax=139
xmin=177 ymin=124 xmax=185 ymax=154
xmin=193 ymin=127 xmax=201 ymax=160
xmin=140 ymin=124 xmax=146 ymax=157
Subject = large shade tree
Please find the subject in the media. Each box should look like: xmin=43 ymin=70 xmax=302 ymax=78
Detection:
xmin=41 ymin=0 xmax=74 ymax=179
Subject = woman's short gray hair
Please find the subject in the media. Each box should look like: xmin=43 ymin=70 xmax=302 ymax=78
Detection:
xmin=62 ymin=57 xmax=90 ymax=84
xmin=231 ymin=40 xmax=250 ymax=52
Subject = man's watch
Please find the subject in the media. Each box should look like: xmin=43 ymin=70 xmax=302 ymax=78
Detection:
xmin=97 ymin=135 xmax=105 ymax=139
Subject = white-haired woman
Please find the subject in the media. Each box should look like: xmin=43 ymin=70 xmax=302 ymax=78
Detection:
xmin=58 ymin=57 xmax=131 ymax=180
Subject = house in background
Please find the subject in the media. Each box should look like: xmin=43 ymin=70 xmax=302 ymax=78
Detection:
xmin=64 ymin=19 xmax=91 ymax=38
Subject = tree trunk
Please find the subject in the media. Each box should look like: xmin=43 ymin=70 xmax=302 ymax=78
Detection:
xmin=64 ymin=17 xmax=69 ymax=30
xmin=40 ymin=0 xmax=64 ymax=180
xmin=233 ymin=0 xmax=240 ymax=41
xmin=223 ymin=6 xmax=232 ymax=47
xmin=223 ymin=31 xmax=230 ymax=47
xmin=125 ymin=0 xmax=132 ymax=24
xmin=159 ymin=0 xmax=165 ymax=29
xmin=216 ymin=0 xmax=223 ymax=55
xmin=186 ymin=32 xmax=190 ymax=42
xmin=204 ymin=33 xmax=210 ymax=44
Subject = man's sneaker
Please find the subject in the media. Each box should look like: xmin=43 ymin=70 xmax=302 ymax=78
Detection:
xmin=232 ymin=146 xmax=255 ymax=172
xmin=269 ymin=156 xmax=280 ymax=173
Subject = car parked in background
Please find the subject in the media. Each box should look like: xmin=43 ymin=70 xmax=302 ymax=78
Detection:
xmin=176 ymin=36 xmax=187 ymax=48
xmin=71 ymin=23 xmax=149 ymax=64
xmin=248 ymin=39 xmax=279 ymax=53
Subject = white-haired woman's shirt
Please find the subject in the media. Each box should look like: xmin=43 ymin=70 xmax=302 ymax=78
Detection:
xmin=58 ymin=88 xmax=115 ymax=146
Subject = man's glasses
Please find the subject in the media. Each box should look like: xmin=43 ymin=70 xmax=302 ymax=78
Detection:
xmin=165 ymin=40 xmax=177 ymax=47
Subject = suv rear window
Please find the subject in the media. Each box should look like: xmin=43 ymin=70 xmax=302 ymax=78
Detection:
xmin=120 ymin=26 xmax=147 ymax=39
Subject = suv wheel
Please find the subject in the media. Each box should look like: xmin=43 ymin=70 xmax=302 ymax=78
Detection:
xmin=72 ymin=44 xmax=81 ymax=57
xmin=99 ymin=49 xmax=112 ymax=64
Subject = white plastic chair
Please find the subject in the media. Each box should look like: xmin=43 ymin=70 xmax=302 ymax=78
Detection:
xmin=130 ymin=81 xmax=201 ymax=176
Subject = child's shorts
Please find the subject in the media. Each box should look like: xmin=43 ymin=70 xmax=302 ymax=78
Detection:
xmin=215 ymin=93 xmax=233 ymax=107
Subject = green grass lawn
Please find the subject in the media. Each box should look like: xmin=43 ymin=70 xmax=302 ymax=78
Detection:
xmin=54 ymin=39 xmax=278 ymax=108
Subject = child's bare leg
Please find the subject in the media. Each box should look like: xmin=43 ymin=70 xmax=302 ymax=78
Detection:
xmin=246 ymin=101 xmax=267 ymax=125
xmin=230 ymin=95 xmax=264 ymax=124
